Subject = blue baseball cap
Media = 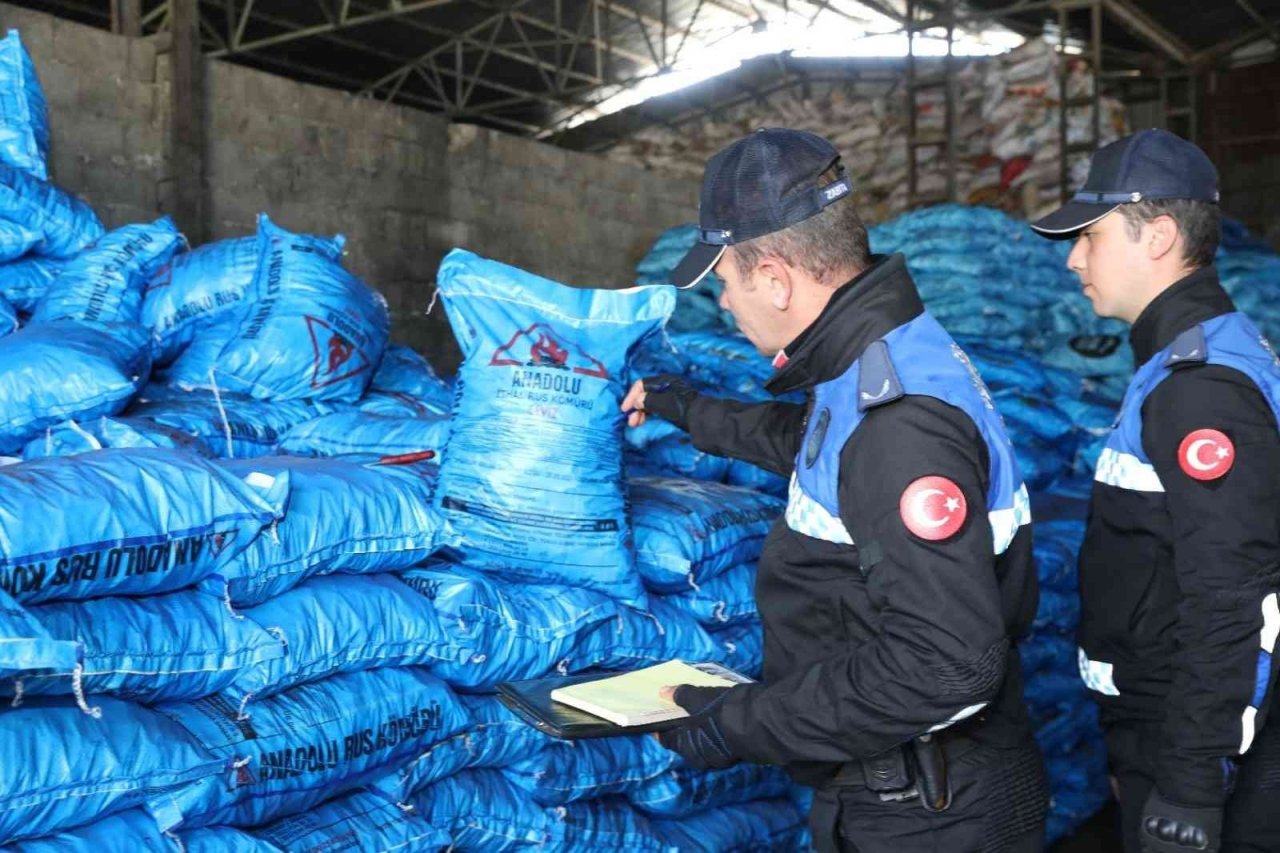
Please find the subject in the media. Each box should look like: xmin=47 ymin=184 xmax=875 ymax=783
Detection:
xmin=1031 ymin=129 xmax=1219 ymax=239
xmin=670 ymin=128 xmax=854 ymax=288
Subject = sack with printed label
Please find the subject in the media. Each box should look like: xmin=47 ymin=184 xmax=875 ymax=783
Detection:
xmin=503 ymin=734 xmax=676 ymax=806
xmin=574 ymin=598 xmax=720 ymax=672
xmin=552 ymin=798 xmax=670 ymax=851
xmin=377 ymin=693 xmax=551 ymax=799
xmin=399 ymin=564 xmax=619 ymax=691
xmin=0 ymin=254 xmax=61 ymax=311
xmin=0 ymin=164 xmax=103 ymax=258
xmin=0 ymin=321 xmax=150 ymax=454
xmin=0 ymin=30 xmax=49 ymax=179
xmin=409 ymin=769 xmax=554 ymax=850
xmin=627 ymin=435 xmax=732 ymax=484
xmin=630 ymin=478 xmax=781 ymax=593
xmin=163 ymin=216 xmax=388 ymax=403
xmin=11 ymin=589 xmax=285 ymax=704
xmin=370 ymin=344 xmax=453 ymax=413
xmin=22 ymin=416 xmax=213 ymax=460
xmin=0 ymin=448 xmax=288 ymax=604
xmin=277 ymin=408 xmax=450 ymax=459
xmin=32 ymin=218 xmax=184 ymax=327
xmin=0 ymin=696 xmax=224 ymax=845
xmin=156 ymin=666 xmax=468 ymax=829
xmin=652 ymin=797 xmax=808 ymax=850
xmin=434 ymin=249 xmax=673 ymax=608
xmin=5 ymin=808 xmax=175 ymax=853
xmin=142 ymin=235 xmax=259 ymax=365
xmin=209 ymin=457 xmax=441 ymax=607
xmin=661 ymin=562 xmax=757 ymax=627
xmin=629 ymin=762 xmax=794 ymax=817
xmin=228 ymin=573 xmax=459 ymax=713
xmin=250 ymin=788 xmax=449 ymax=852
xmin=0 ymin=586 xmax=79 ymax=681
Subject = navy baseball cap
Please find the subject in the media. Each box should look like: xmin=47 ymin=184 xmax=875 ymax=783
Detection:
xmin=1031 ymin=129 xmax=1219 ymax=239
xmin=670 ymin=128 xmax=854 ymax=288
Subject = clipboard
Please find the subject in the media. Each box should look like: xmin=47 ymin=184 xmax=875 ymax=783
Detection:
xmin=496 ymin=673 xmax=682 ymax=739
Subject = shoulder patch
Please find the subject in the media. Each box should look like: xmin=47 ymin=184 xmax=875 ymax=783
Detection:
xmin=899 ymin=475 xmax=967 ymax=541
xmin=857 ymin=340 xmax=905 ymax=411
xmin=1178 ymin=428 xmax=1234 ymax=481
xmin=1164 ymin=326 xmax=1207 ymax=369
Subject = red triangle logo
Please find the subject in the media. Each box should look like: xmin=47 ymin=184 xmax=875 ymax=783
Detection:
xmin=489 ymin=323 xmax=608 ymax=379
xmin=306 ymin=315 xmax=372 ymax=389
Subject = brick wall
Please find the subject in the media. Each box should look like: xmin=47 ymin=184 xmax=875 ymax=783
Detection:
xmin=2 ymin=2 xmax=697 ymax=370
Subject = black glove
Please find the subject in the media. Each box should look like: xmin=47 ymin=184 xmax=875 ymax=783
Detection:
xmin=639 ymin=374 xmax=700 ymax=432
xmin=657 ymin=685 xmax=738 ymax=771
xmin=1139 ymin=790 xmax=1223 ymax=853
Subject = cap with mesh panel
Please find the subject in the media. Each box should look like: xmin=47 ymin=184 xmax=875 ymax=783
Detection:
xmin=670 ymin=128 xmax=854 ymax=288
xmin=1031 ymin=129 xmax=1219 ymax=240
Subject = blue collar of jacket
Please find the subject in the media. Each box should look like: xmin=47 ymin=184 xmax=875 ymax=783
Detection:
xmin=1129 ymin=264 xmax=1235 ymax=365
xmin=766 ymin=253 xmax=924 ymax=396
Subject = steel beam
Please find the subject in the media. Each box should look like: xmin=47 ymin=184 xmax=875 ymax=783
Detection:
xmin=1101 ymin=0 xmax=1192 ymax=65
xmin=208 ymin=0 xmax=459 ymax=57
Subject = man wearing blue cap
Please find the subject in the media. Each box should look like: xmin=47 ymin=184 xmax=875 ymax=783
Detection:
xmin=1032 ymin=129 xmax=1280 ymax=853
xmin=622 ymin=128 xmax=1048 ymax=852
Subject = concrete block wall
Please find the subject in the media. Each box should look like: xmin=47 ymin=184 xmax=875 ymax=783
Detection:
xmin=2 ymin=2 xmax=698 ymax=369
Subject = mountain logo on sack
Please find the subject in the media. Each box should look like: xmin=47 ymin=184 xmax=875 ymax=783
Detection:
xmin=207 ymin=529 xmax=236 ymax=558
xmin=306 ymin=315 xmax=372 ymax=389
xmin=490 ymin=323 xmax=609 ymax=378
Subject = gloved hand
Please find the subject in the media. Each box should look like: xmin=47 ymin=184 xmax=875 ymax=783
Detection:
xmin=1139 ymin=790 xmax=1222 ymax=853
xmin=657 ymin=685 xmax=738 ymax=771
xmin=621 ymin=374 xmax=700 ymax=431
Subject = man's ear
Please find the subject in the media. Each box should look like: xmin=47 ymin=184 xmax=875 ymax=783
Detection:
xmin=755 ymin=257 xmax=793 ymax=311
xmin=1146 ymin=214 xmax=1181 ymax=263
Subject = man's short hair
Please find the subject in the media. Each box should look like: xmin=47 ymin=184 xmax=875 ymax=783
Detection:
xmin=1117 ymin=199 xmax=1220 ymax=269
xmin=731 ymin=168 xmax=870 ymax=285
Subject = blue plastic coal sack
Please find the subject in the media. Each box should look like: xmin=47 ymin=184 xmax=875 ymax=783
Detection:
xmin=277 ymin=408 xmax=450 ymax=459
xmin=0 ymin=163 xmax=103 ymax=258
xmin=629 ymin=761 xmax=794 ymax=818
xmin=209 ymin=456 xmax=441 ymax=607
xmin=127 ymin=388 xmax=335 ymax=459
xmin=228 ymin=573 xmax=458 ymax=713
xmin=434 ymin=249 xmax=674 ymax=608
xmin=377 ymin=693 xmax=552 ymax=799
xmin=629 ymin=435 xmax=732 ymax=483
xmin=6 ymin=808 xmax=176 ymax=853
xmin=552 ymin=798 xmax=670 ymax=852
xmin=370 ymin=344 xmax=453 ymax=412
xmin=31 ymin=218 xmax=184 ymax=327
xmin=164 ymin=216 xmax=389 ymax=403
xmin=0 ymin=696 xmax=224 ymax=844
xmin=409 ymin=768 xmax=554 ymax=850
xmin=0 ymin=586 xmax=79 ymax=680
xmin=399 ymin=564 xmax=619 ymax=691
xmin=180 ymin=825 xmax=270 ymax=852
xmin=22 ymin=416 xmax=214 ymax=460
xmin=724 ymin=458 xmax=789 ymax=497
xmin=0 ymin=291 xmax=14 ymax=336
xmin=0 ymin=253 xmax=61 ymax=311
xmin=142 ymin=234 xmax=259 ymax=365
xmin=630 ymin=477 xmax=782 ymax=593
xmin=12 ymin=588 xmax=285 ymax=704
xmin=155 ymin=666 xmax=469 ymax=829
xmin=0 ymin=30 xmax=49 ymax=179
xmin=652 ymin=797 xmax=809 ymax=851
xmin=709 ymin=617 xmax=765 ymax=678
xmin=250 ymin=788 xmax=449 ymax=852
xmin=0 ymin=218 xmax=39 ymax=262
xmin=0 ymin=320 xmax=150 ymax=454
xmin=573 ymin=597 xmax=720 ymax=672
xmin=0 ymin=448 xmax=288 ymax=604
xmin=503 ymin=734 xmax=676 ymax=806
xmin=660 ymin=562 xmax=758 ymax=627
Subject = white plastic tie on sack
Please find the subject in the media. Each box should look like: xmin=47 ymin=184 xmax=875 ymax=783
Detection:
xmin=10 ymin=679 xmax=23 ymax=708
xmin=207 ymin=367 xmax=235 ymax=459
xmin=71 ymin=663 xmax=103 ymax=718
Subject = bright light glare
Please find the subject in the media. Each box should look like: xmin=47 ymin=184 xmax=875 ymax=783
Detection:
xmin=551 ymin=17 xmax=1024 ymax=134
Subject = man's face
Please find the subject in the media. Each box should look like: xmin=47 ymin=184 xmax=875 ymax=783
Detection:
xmin=714 ymin=250 xmax=783 ymax=355
xmin=1066 ymin=210 xmax=1148 ymax=322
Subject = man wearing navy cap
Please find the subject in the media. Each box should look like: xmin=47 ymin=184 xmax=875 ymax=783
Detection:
xmin=1032 ymin=129 xmax=1280 ymax=853
xmin=622 ymin=128 xmax=1048 ymax=852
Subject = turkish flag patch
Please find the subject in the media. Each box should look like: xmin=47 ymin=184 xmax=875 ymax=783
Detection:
xmin=1178 ymin=428 xmax=1235 ymax=481
xmin=899 ymin=475 xmax=968 ymax=541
